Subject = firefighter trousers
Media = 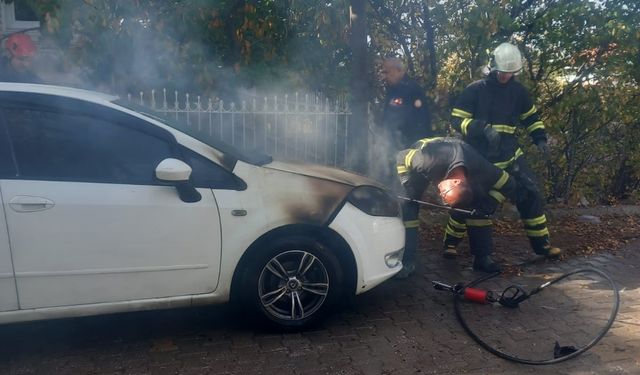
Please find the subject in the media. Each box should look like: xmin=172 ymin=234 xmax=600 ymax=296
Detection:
xmin=443 ymin=157 xmax=553 ymax=255
xmin=508 ymin=157 xmax=553 ymax=254
xmin=443 ymin=211 xmax=493 ymax=257
xmin=402 ymin=199 xmax=420 ymax=264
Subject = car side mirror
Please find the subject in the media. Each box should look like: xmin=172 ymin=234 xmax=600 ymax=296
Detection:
xmin=156 ymin=158 xmax=192 ymax=182
xmin=155 ymin=158 xmax=201 ymax=203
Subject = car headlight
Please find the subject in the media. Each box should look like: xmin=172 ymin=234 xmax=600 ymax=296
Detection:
xmin=347 ymin=186 xmax=400 ymax=217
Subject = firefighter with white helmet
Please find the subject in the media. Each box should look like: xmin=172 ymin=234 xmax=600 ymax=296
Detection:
xmin=446 ymin=42 xmax=561 ymax=261
xmin=492 ymin=42 xmax=523 ymax=73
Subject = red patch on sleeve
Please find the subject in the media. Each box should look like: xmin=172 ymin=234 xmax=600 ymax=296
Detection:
xmin=390 ymin=97 xmax=403 ymax=106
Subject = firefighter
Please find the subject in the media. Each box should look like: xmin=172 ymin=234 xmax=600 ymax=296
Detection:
xmin=447 ymin=42 xmax=561 ymax=260
xmin=379 ymin=57 xmax=432 ymax=278
xmin=397 ymin=137 xmax=518 ymax=273
xmin=0 ymin=32 xmax=41 ymax=83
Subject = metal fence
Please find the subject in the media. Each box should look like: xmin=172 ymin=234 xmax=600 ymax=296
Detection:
xmin=128 ymin=89 xmax=354 ymax=169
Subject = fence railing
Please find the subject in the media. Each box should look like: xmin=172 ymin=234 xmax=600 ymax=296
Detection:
xmin=128 ymin=89 xmax=354 ymax=169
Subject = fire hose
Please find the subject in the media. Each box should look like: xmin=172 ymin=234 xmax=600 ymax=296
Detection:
xmin=433 ymin=268 xmax=619 ymax=364
xmin=399 ymin=196 xmax=620 ymax=364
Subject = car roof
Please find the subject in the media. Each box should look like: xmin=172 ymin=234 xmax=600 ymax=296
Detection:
xmin=0 ymin=82 xmax=119 ymax=104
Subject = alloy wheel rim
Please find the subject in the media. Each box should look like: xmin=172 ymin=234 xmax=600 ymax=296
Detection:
xmin=258 ymin=250 xmax=330 ymax=321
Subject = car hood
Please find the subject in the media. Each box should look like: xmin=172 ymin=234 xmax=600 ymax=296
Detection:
xmin=234 ymin=160 xmax=391 ymax=227
xmin=263 ymin=161 xmax=384 ymax=188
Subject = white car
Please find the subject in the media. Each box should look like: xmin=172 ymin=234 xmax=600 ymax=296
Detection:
xmin=0 ymin=83 xmax=405 ymax=329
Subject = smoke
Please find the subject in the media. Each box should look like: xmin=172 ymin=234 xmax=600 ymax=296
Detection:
xmin=365 ymin=122 xmax=405 ymax=189
xmin=25 ymin=1 xmax=397 ymax=185
xmin=30 ymin=2 xmax=213 ymax=94
xmin=28 ymin=3 xmax=314 ymax=93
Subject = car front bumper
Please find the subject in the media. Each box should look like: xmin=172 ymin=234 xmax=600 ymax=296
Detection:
xmin=328 ymin=202 xmax=405 ymax=294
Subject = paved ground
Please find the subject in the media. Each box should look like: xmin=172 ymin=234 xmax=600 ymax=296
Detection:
xmin=1 ymin=238 xmax=639 ymax=374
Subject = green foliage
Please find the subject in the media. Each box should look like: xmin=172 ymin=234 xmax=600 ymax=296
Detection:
xmin=18 ymin=0 xmax=640 ymax=203
xmin=376 ymin=0 xmax=640 ymax=203
xmin=24 ymin=0 xmax=352 ymax=97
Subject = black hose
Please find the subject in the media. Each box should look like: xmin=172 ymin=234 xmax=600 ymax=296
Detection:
xmin=453 ymin=267 xmax=619 ymax=365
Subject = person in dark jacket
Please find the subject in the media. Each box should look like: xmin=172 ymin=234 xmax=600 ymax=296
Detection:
xmin=0 ymin=32 xmax=41 ymax=84
xmin=396 ymin=137 xmax=519 ymax=273
xmin=447 ymin=42 xmax=561 ymax=260
xmin=381 ymin=57 xmax=432 ymax=151
xmin=379 ymin=57 xmax=433 ymax=278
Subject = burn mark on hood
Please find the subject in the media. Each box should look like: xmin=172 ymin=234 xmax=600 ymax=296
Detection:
xmin=287 ymin=180 xmax=351 ymax=224
xmin=264 ymin=160 xmax=383 ymax=188
xmin=262 ymin=167 xmax=354 ymax=226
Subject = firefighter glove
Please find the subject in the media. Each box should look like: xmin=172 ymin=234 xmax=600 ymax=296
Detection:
xmin=536 ymin=140 xmax=550 ymax=159
xmin=483 ymin=124 xmax=501 ymax=150
xmin=465 ymin=119 xmax=487 ymax=138
xmin=477 ymin=197 xmax=499 ymax=216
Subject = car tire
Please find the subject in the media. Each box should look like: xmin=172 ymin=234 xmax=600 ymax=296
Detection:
xmin=238 ymin=235 xmax=344 ymax=329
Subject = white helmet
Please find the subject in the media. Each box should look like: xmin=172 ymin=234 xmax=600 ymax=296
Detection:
xmin=492 ymin=43 xmax=523 ymax=73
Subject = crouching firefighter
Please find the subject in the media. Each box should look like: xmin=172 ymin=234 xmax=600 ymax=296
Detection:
xmin=397 ymin=137 xmax=520 ymax=273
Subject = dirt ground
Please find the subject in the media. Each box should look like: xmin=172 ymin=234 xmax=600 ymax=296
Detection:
xmin=417 ymin=206 xmax=640 ymax=271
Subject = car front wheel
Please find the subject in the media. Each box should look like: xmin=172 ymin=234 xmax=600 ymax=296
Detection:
xmin=239 ymin=236 xmax=344 ymax=329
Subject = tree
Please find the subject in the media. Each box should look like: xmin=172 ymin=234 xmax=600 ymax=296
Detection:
xmin=16 ymin=0 xmax=640 ymax=202
xmin=348 ymin=0 xmax=369 ymax=173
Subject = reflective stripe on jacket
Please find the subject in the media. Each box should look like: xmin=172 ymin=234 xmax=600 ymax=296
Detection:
xmin=450 ymin=71 xmax=547 ymax=169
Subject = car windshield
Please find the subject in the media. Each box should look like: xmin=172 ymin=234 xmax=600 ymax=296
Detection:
xmin=113 ymin=99 xmax=273 ymax=166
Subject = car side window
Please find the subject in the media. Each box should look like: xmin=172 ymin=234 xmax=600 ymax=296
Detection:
xmin=182 ymin=147 xmax=243 ymax=189
xmin=4 ymin=107 xmax=175 ymax=185
xmin=0 ymin=113 xmax=17 ymax=178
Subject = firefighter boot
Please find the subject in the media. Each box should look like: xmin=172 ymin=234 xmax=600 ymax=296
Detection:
xmin=442 ymin=245 xmax=458 ymax=259
xmin=473 ymin=256 xmax=502 ymax=273
xmin=396 ymin=202 xmax=420 ymax=279
xmin=467 ymin=220 xmax=498 ymax=272
xmin=530 ymin=237 xmax=563 ymax=258
xmin=541 ymin=246 xmax=562 ymax=258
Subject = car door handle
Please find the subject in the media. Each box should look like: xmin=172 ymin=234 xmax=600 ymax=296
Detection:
xmin=9 ymin=196 xmax=55 ymax=212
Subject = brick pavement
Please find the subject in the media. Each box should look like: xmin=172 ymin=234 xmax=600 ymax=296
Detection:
xmin=1 ymin=241 xmax=639 ymax=374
